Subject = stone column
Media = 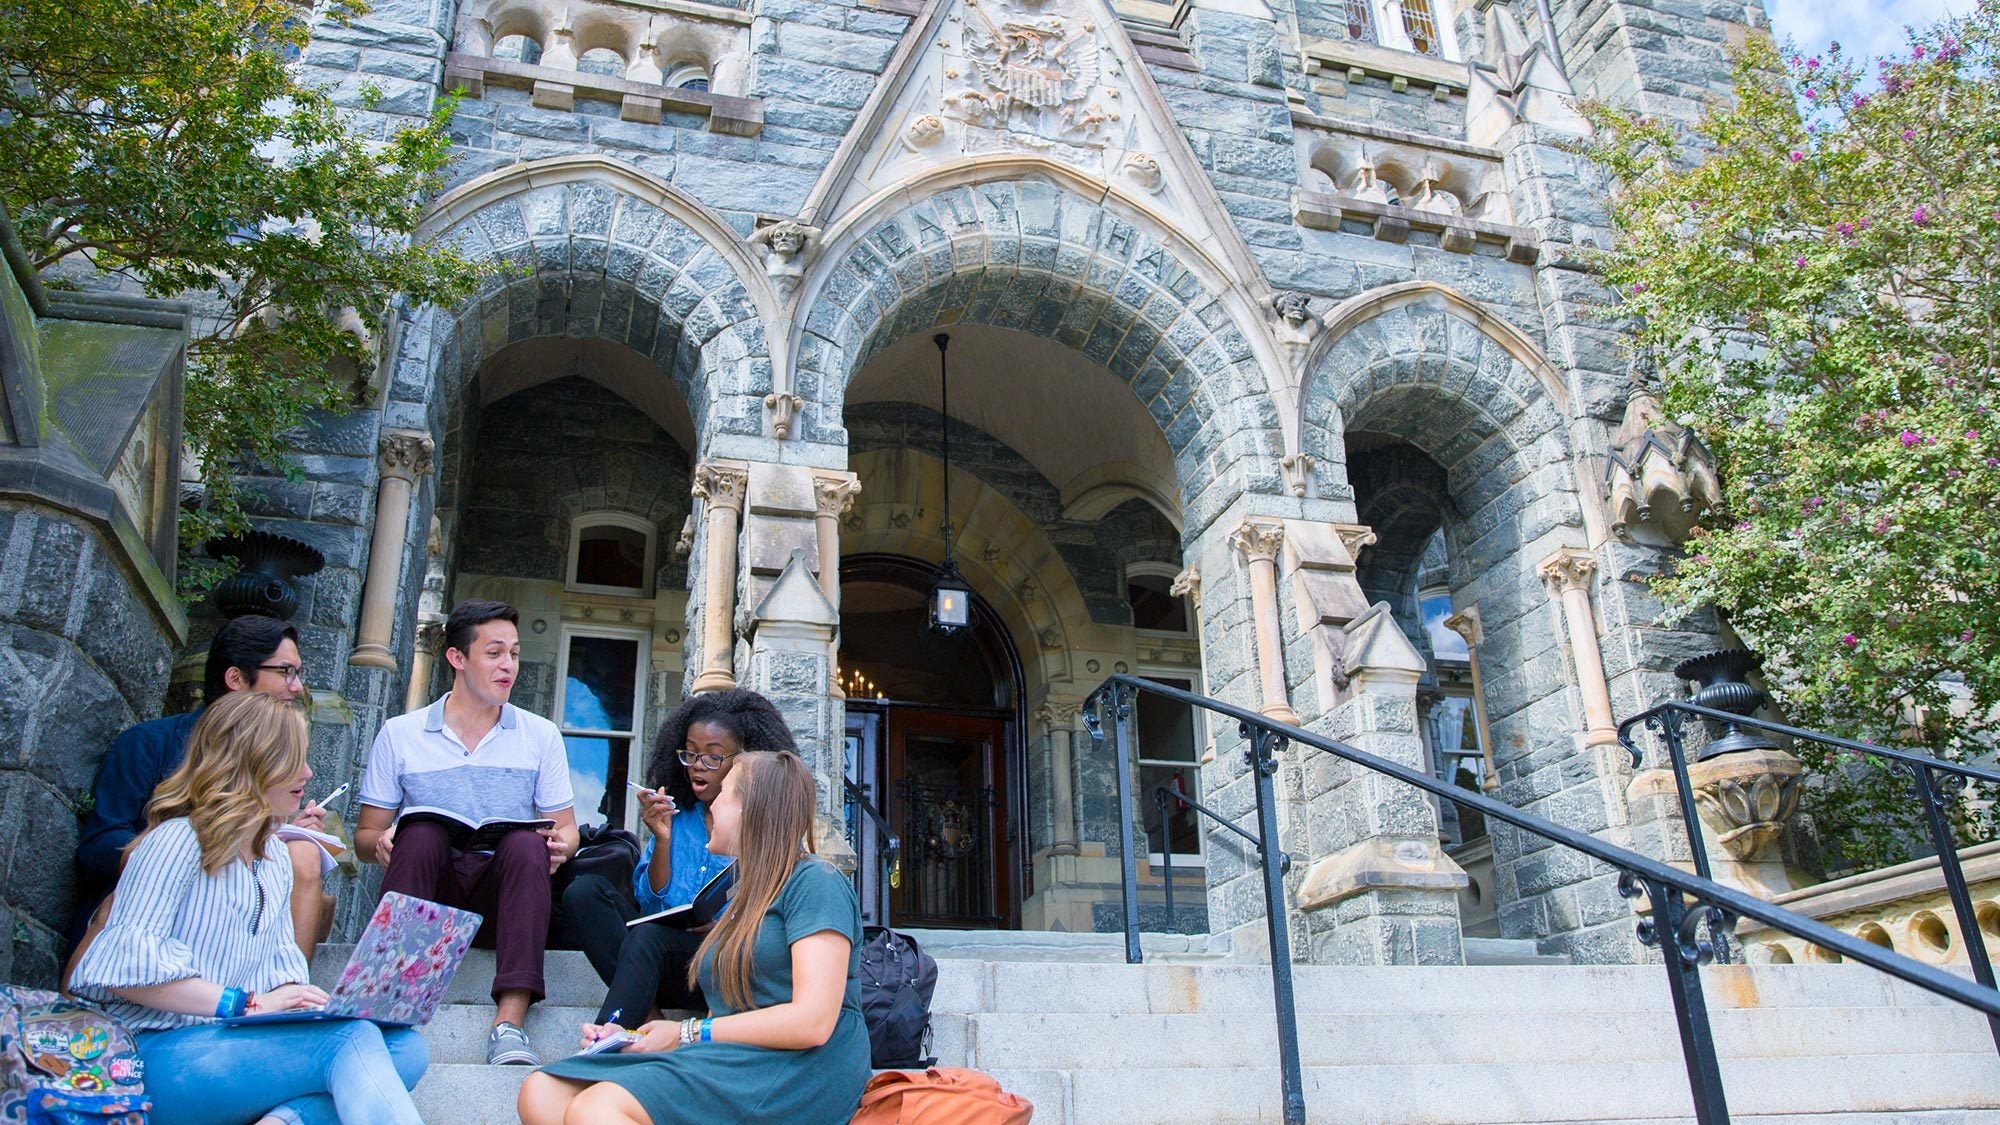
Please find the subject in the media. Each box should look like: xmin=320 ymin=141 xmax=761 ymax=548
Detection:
xmin=1442 ymin=607 xmax=1499 ymax=791
xmin=812 ymin=473 xmax=861 ymax=696
xmin=403 ymin=614 xmax=444 ymax=714
xmin=1229 ymin=517 xmax=1298 ymax=725
xmin=1036 ymin=701 xmax=1082 ymax=856
xmin=745 ymin=550 xmax=855 ymax=873
xmin=1538 ymin=548 xmax=1620 ymax=749
xmin=690 ymin=462 xmax=748 ymax=694
xmin=350 ymin=429 xmax=433 ymax=671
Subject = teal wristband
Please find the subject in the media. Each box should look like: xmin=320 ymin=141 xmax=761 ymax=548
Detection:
xmin=699 ymin=1018 xmax=713 ymax=1043
xmin=215 ymin=987 xmax=247 ymax=1019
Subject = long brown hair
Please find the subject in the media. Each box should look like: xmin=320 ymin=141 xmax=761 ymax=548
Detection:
xmin=144 ymin=690 xmax=309 ymax=874
xmin=689 ymin=749 xmax=817 ymax=1011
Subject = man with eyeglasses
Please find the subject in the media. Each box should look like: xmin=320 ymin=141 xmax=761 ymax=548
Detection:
xmin=72 ymin=613 xmax=336 ymax=962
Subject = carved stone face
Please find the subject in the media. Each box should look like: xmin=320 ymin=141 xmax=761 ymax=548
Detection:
xmin=769 ymin=223 xmax=805 ymax=255
xmin=1275 ymin=292 xmax=1312 ymax=323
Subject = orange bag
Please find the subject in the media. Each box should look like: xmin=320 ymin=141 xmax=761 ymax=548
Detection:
xmin=850 ymin=1067 xmax=1035 ymax=1125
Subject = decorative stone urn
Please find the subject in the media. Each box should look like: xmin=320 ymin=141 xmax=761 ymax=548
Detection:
xmin=206 ymin=530 xmax=325 ymax=621
xmin=1674 ymin=649 xmax=1804 ymax=895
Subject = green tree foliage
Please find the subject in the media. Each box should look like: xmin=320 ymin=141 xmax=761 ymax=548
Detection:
xmin=0 ymin=0 xmax=477 ymax=591
xmin=1584 ymin=5 xmax=2000 ymax=869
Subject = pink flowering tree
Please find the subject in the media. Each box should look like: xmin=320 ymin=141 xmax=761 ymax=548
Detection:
xmin=1585 ymin=6 xmax=2000 ymax=868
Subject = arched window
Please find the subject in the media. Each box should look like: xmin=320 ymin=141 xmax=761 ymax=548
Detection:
xmin=665 ymin=63 xmax=710 ymax=91
xmin=568 ymin=513 xmax=655 ymax=597
xmin=492 ymin=33 xmax=543 ymax=64
xmin=1125 ymin=564 xmax=1190 ymax=634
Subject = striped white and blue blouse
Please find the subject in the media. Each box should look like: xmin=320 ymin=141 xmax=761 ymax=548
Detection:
xmin=68 ymin=817 xmax=312 ymax=1031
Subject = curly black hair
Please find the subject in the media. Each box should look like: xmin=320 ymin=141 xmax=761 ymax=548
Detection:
xmin=642 ymin=688 xmax=801 ymax=807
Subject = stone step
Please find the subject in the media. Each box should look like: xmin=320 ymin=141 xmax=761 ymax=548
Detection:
xmin=930 ymin=960 xmax=1978 ymax=1018
xmin=990 ymin=1051 xmax=2000 ymax=1125
xmin=312 ymin=945 xmax=608 ymax=1009
xmin=415 ymin=1002 xmax=696 ymax=1065
xmin=937 ymin=1002 xmax=1990 ymax=1072
xmin=896 ymin=927 xmax=1234 ymax=962
xmin=1462 ymin=935 xmax=1571 ymax=966
xmin=411 ymin=1062 xmax=529 ymax=1125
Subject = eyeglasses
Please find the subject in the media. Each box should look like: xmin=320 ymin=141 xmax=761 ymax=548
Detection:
xmin=257 ymin=664 xmax=305 ymax=686
xmin=677 ymin=748 xmax=737 ymax=771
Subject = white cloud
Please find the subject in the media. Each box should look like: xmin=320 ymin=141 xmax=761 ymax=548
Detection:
xmin=1764 ymin=0 xmax=1961 ymax=64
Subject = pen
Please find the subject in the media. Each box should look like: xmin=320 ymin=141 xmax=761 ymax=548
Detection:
xmin=314 ymin=782 xmax=349 ymax=808
xmin=626 ymin=780 xmax=653 ymax=794
xmin=596 ymin=1009 xmax=623 ymax=1041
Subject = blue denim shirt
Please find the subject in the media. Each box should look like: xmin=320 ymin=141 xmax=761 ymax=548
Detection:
xmin=631 ymin=803 xmax=733 ymax=915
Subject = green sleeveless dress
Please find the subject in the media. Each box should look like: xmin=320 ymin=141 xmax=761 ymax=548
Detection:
xmin=539 ymin=856 xmax=871 ymax=1125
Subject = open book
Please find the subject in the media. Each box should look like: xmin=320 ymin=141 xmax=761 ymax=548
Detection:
xmin=395 ymin=808 xmax=555 ymax=853
xmin=627 ymin=863 xmax=735 ymax=930
xmin=274 ymin=824 xmax=345 ymax=877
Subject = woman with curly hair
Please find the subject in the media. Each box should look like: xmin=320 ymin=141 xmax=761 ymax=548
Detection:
xmin=68 ymin=690 xmax=429 ymax=1125
xmin=521 ymin=749 xmax=869 ymax=1125
xmin=558 ymin=688 xmax=799 ymax=1030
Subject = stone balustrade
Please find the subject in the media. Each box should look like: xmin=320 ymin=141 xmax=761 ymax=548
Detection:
xmin=445 ymin=0 xmax=761 ymax=133
xmin=1738 ymin=840 xmax=2000 ymax=969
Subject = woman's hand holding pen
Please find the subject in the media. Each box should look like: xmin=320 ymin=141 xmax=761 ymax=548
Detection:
xmin=631 ymin=781 xmax=678 ymax=841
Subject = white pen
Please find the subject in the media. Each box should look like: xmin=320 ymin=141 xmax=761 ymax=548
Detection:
xmin=314 ymin=782 xmax=350 ymax=808
xmin=626 ymin=780 xmax=654 ymax=795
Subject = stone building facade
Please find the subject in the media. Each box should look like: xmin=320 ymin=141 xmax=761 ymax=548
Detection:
xmin=13 ymin=0 xmax=1776 ymax=978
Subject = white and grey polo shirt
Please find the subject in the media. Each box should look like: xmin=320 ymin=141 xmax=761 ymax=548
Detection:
xmin=358 ymin=693 xmax=575 ymax=823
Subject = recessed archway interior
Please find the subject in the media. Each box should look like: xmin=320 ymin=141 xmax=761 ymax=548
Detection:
xmin=844 ymin=324 xmax=1180 ymax=529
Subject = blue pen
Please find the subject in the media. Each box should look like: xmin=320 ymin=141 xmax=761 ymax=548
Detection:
xmin=598 ymin=1009 xmax=623 ymax=1040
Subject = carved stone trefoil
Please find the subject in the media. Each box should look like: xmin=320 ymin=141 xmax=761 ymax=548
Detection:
xmin=1605 ymin=388 xmax=1722 ymax=544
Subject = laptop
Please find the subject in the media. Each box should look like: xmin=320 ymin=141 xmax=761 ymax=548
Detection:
xmin=221 ymin=891 xmax=482 ymax=1029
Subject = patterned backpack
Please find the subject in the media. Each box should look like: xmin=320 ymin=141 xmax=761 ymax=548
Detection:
xmin=0 ymin=986 xmax=149 ymax=1124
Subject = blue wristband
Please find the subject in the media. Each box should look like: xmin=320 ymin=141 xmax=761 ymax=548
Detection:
xmin=215 ymin=987 xmax=247 ymax=1019
xmin=699 ymin=1018 xmax=712 ymax=1043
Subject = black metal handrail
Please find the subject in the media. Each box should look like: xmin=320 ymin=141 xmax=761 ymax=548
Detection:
xmin=1618 ymin=699 xmax=2000 ymax=1053
xmin=1084 ymin=674 xmax=2000 ymax=1125
xmin=1155 ymin=783 xmax=1288 ymax=933
xmin=843 ymin=778 xmax=902 ymax=909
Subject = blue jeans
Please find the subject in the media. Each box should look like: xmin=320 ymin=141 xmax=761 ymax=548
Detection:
xmin=135 ymin=1019 xmax=428 ymax=1125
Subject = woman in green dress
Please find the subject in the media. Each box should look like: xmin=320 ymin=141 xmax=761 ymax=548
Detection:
xmin=519 ymin=749 xmax=871 ymax=1125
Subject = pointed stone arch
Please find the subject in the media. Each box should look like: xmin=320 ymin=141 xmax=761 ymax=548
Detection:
xmin=403 ymin=155 xmax=775 ymax=454
xmin=790 ymin=160 xmax=1291 ymax=536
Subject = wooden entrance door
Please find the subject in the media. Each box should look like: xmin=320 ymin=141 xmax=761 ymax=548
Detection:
xmin=888 ymin=710 xmax=1011 ymax=928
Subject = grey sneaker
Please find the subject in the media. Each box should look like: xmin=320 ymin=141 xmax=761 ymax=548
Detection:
xmin=487 ymin=1021 xmax=540 ymax=1066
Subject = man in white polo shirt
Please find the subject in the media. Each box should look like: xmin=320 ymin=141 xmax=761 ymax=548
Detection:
xmin=354 ymin=599 xmax=581 ymax=1066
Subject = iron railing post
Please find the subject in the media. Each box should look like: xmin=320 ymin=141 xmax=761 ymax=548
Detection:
xmin=1653 ymin=710 xmax=1728 ymax=961
xmin=1106 ymin=684 xmax=1144 ymax=964
xmin=1910 ymin=764 xmax=2000 ymax=1056
xmin=1244 ymin=722 xmax=1306 ymax=1125
xmin=1632 ymin=875 xmax=1732 ymax=1125
xmin=1157 ymin=787 xmax=1174 ymax=931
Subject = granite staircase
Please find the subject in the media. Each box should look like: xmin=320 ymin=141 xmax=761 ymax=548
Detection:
xmin=311 ymin=931 xmax=2000 ymax=1124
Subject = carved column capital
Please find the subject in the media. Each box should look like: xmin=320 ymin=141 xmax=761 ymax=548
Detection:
xmin=812 ymin=475 xmax=862 ymax=518
xmin=1537 ymin=547 xmax=1598 ymax=594
xmin=692 ymin=462 xmax=749 ymax=511
xmin=378 ymin=429 xmax=434 ymax=483
xmin=1335 ymin=524 xmax=1378 ymax=562
xmin=1034 ymin=701 xmax=1082 ymax=729
xmin=1169 ymin=565 xmax=1201 ymax=607
xmin=1228 ymin=518 xmax=1286 ymax=565
xmin=1442 ymin=605 xmax=1483 ymax=648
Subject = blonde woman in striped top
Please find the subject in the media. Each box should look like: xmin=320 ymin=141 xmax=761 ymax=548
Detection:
xmin=68 ymin=690 xmax=430 ymax=1125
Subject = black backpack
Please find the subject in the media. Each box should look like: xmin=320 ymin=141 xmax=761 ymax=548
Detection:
xmin=857 ymin=926 xmax=938 ymax=1068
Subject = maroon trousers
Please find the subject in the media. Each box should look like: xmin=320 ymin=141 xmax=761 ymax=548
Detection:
xmin=380 ymin=821 xmax=550 ymax=1002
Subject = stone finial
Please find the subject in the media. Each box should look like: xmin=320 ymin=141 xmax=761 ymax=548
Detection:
xmin=1280 ymin=452 xmax=1317 ymax=497
xmin=1271 ymin=291 xmax=1321 ymax=349
xmin=1228 ymin=518 xmax=1285 ymax=564
xmin=1536 ymin=546 xmax=1596 ymax=594
xmin=764 ymin=391 xmax=805 ymax=440
xmin=1604 ymin=389 xmax=1721 ymax=544
xmin=748 ymin=219 xmax=817 ymax=299
xmin=1464 ymin=1 xmax=1590 ymax=146
xmin=692 ymin=462 xmax=749 ymax=511
xmin=378 ymin=429 xmax=434 ymax=482
xmin=813 ymin=475 xmax=861 ymax=518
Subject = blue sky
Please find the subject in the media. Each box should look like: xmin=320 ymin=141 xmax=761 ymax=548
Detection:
xmin=1764 ymin=0 xmax=1958 ymax=62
